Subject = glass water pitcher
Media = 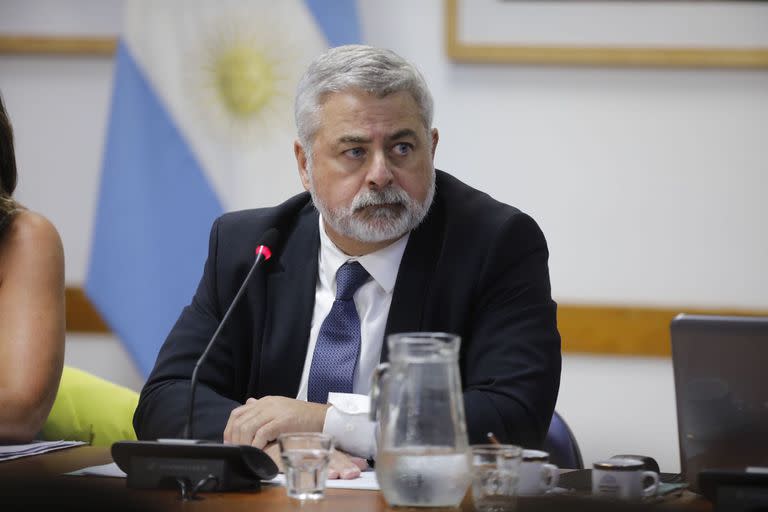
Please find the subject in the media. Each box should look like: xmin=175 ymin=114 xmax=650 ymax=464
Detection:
xmin=370 ymin=332 xmax=471 ymax=507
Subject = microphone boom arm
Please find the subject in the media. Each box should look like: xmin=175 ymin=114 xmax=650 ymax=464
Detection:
xmin=183 ymin=238 xmax=275 ymax=440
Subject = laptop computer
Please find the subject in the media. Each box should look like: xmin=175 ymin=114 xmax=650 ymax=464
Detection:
xmin=671 ymin=314 xmax=768 ymax=492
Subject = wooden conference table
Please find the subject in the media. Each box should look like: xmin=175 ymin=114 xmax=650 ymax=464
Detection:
xmin=0 ymin=446 xmax=711 ymax=512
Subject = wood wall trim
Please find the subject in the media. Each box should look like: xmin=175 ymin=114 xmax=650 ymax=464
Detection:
xmin=0 ymin=36 xmax=117 ymax=55
xmin=66 ymin=287 xmax=110 ymax=333
xmin=558 ymin=304 xmax=766 ymax=357
xmin=65 ymin=287 xmax=766 ymax=357
xmin=447 ymin=43 xmax=768 ymax=69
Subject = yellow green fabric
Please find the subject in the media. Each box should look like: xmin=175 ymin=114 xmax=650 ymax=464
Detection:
xmin=40 ymin=366 xmax=139 ymax=446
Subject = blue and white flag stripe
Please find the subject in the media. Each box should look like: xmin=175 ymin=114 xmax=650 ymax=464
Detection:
xmin=305 ymin=0 xmax=361 ymax=47
xmin=87 ymin=0 xmax=360 ymax=376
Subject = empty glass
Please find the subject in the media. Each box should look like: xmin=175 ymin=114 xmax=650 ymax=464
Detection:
xmin=278 ymin=433 xmax=333 ymax=500
xmin=471 ymin=444 xmax=522 ymax=512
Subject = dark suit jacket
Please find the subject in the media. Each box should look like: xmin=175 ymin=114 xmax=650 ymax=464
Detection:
xmin=134 ymin=170 xmax=561 ymax=448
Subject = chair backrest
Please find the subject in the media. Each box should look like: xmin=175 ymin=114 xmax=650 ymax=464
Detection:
xmin=543 ymin=411 xmax=583 ymax=469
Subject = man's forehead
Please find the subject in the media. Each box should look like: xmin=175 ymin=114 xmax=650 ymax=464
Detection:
xmin=318 ymin=86 xmax=398 ymax=103
xmin=315 ymin=91 xmax=424 ymax=137
xmin=318 ymin=88 xmax=417 ymax=113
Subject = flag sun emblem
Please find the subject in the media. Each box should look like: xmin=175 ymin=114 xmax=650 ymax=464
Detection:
xmin=213 ymin=44 xmax=276 ymax=119
xmin=193 ymin=15 xmax=308 ymax=146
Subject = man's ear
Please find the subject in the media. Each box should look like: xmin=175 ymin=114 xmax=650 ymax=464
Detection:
xmin=430 ymin=128 xmax=439 ymax=159
xmin=294 ymin=140 xmax=311 ymax=191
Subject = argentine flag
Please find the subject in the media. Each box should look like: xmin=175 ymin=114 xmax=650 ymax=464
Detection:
xmin=86 ymin=1 xmax=360 ymax=376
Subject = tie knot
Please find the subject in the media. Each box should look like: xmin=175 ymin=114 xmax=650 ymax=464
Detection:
xmin=335 ymin=261 xmax=369 ymax=300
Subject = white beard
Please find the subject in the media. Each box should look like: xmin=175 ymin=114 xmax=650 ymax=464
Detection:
xmin=309 ymin=169 xmax=435 ymax=243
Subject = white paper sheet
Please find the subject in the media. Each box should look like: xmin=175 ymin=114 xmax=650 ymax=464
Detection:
xmin=65 ymin=462 xmax=127 ymax=478
xmin=0 ymin=440 xmax=86 ymax=462
xmin=265 ymin=471 xmax=379 ymax=491
xmin=65 ymin=461 xmax=380 ymax=490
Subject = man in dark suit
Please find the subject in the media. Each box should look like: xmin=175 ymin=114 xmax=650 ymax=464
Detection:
xmin=134 ymin=45 xmax=560 ymax=478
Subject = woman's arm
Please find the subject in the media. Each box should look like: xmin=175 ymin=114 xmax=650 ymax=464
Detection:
xmin=0 ymin=210 xmax=65 ymax=442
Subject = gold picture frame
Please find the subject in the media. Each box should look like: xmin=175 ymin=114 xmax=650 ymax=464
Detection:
xmin=0 ymin=35 xmax=116 ymax=55
xmin=445 ymin=0 xmax=768 ymax=68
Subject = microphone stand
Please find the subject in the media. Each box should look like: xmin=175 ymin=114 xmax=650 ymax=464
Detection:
xmin=183 ymin=240 xmax=272 ymax=440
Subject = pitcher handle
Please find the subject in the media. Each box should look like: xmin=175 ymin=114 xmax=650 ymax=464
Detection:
xmin=369 ymin=362 xmax=390 ymax=422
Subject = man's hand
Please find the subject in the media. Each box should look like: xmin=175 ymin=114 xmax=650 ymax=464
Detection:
xmin=327 ymin=451 xmax=368 ymax=479
xmin=223 ymin=396 xmax=330 ymax=448
xmin=263 ymin=442 xmax=368 ymax=480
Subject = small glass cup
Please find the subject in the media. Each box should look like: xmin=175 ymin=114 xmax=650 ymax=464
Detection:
xmin=278 ymin=433 xmax=334 ymax=500
xmin=470 ymin=444 xmax=522 ymax=512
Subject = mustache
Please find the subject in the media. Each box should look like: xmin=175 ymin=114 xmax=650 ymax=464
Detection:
xmin=351 ymin=187 xmax=411 ymax=211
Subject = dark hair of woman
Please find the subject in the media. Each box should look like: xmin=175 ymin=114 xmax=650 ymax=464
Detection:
xmin=0 ymin=93 xmax=19 ymax=234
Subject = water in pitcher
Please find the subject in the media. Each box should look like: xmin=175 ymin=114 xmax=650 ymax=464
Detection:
xmin=371 ymin=333 xmax=471 ymax=507
xmin=376 ymin=447 xmax=471 ymax=507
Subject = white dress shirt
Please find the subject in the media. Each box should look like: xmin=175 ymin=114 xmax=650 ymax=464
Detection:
xmin=294 ymin=216 xmax=408 ymax=457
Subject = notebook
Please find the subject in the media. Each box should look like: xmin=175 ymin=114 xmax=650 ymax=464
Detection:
xmin=670 ymin=314 xmax=768 ymax=492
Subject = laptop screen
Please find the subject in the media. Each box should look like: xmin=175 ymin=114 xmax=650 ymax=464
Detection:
xmin=671 ymin=314 xmax=768 ymax=491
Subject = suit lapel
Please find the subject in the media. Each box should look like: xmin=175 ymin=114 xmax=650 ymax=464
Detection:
xmin=382 ymin=197 xmax=445 ymax=362
xmin=254 ymin=182 xmax=445 ymax=386
xmin=258 ymin=207 xmax=320 ymax=397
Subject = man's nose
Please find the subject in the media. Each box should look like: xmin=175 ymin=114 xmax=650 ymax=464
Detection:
xmin=366 ymin=151 xmax=394 ymax=189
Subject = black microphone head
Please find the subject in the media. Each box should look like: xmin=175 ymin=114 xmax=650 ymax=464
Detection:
xmin=254 ymin=228 xmax=280 ymax=261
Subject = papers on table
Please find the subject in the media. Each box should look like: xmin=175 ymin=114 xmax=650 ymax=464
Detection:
xmin=265 ymin=471 xmax=380 ymax=491
xmin=65 ymin=461 xmax=381 ymax=490
xmin=0 ymin=440 xmax=86 ymax=462
xmin=65 ymin=462 xmax=127 ymax=478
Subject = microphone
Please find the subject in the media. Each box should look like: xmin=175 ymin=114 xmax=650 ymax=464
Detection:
xmin=112 ymin=228 xmax=281 ymax=498
xmin=183 ymin=227 xmax=279 ymax=440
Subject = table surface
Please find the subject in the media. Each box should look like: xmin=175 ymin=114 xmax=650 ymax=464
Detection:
xmin=0 ymin=446 xmax=711 ymax=512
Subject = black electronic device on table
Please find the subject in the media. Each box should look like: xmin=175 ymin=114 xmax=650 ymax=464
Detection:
xmin=112 ymin=440 xmax=277 ymax=493
xmin=670 ymin=314 xmax=768 ymax=494
xmin=698 ymin=469 xmax=768 ymax=512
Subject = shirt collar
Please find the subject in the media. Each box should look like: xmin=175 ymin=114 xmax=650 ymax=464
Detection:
xmin=318 ymin=215 xmax=409 ymax=294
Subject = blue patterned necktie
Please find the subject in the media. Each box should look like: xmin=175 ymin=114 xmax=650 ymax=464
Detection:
xmin=307 ymin=261 xmax=370 ymax=404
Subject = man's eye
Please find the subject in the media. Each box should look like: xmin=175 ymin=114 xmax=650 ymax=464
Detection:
xmin=344 ymin=148 xmax=365 ymax=158
xmin=393 ymin=143 xmax=412 ymax=156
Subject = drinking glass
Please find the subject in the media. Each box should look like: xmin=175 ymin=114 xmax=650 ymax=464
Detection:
xmin=471 ymin=444 xmax=522 ymax=512
xmin=278 ymin=433 xmax=333 ymax=500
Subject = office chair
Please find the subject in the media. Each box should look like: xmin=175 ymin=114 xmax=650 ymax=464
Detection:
xmin=543 ymin=411 xmax=583 ymax=469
